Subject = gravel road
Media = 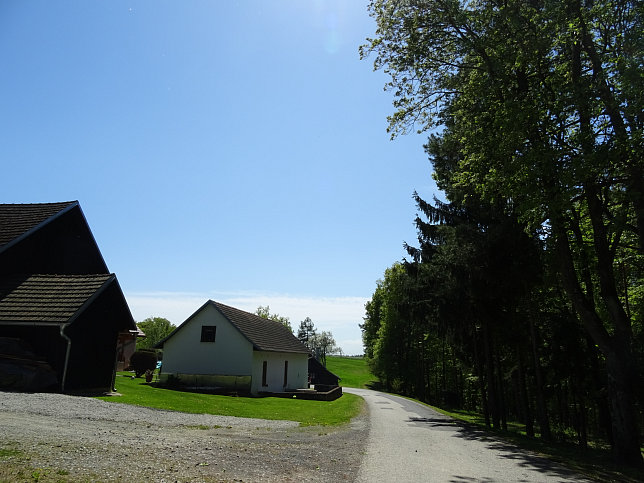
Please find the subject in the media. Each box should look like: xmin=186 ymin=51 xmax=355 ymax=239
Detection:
xmin=345 ymin=387 xmax=596 ymax=482
xmin=0 ymin=391 xmax=368 ymax=482
xmin=0 ymin=388 xmax=604 ymax=482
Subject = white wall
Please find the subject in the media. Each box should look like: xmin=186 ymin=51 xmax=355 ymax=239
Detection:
xmin=162 ymin=303 xmax=253 ymax=376
xmin=251 ymin=350 xmax=309 ymax=394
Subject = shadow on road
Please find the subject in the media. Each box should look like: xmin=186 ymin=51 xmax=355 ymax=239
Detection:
xmin=406 ymin=416 xmax=594 ymax=482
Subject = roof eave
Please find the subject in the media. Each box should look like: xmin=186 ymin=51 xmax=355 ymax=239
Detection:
xmin=0 ymin=321 xmax=66 ymax=326
xmin=253 ymin=347 xmax=311 ymax=354
xmin=65 ymin=274 xmax=116 ymax=327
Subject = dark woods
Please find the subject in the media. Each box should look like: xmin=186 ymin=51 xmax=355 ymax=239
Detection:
xmin=362 ymin=188 xmax=643 ymax=455
xmin=361 ymin=0 xmax=644 ymax=466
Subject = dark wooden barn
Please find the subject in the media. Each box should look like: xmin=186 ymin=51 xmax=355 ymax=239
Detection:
xmin=308 ymin=356 xmax=340 ymax=388
xmin=0 ymin=202 xmax=136 ymax=393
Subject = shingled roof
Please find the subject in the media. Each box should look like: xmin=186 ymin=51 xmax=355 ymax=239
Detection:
xmin=158 ymin=300 xmax=311 ymax=354
xmin=0 ymin=274 xmax=114 ymax=323
xmin=211 ymin=301 xmax=310 ymax=353
xmin=0 ymin=201 xmax=77 ymax=249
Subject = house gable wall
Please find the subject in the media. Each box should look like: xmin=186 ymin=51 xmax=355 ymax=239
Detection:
xmin=162 ymin=304 xmax=254 ymax=377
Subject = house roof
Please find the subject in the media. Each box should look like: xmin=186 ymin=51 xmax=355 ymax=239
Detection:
xmin=211 ymin=301 xmax=310 ymax=353
xmin=0 ymin=201 xmax=77 ymax=249
xmin=158 ymin=300 xmax=311 ymax=354
xmin=0 ymin=274 xmax=114 ymax=323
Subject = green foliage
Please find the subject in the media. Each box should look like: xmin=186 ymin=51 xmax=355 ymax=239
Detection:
xmin=297 ymin=317 xmax=316 ymax=346
xmin=129 ymin=350 xmax=158 ymax=378
xmin=136 ymin=317 xmax=176 ymax=350
xmin=309 ymin=331 xmax=337 ymax=367
xmin=295 ymin=317 xmax=340 ymax=366
xmin=99 ymin=373 xmax=363 ymax=426
xmin=363 ymin=0 xmax=644 ymax=465
xmin=255 ymin=305 xmax=293 ymax=333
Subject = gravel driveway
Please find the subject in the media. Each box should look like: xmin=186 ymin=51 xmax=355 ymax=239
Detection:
xmin=0 ymin=391 xmax=368 ymax=482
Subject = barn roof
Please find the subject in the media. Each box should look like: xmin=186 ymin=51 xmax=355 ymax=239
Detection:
xmin=0 ymin=201 xmax=77 ymax=249
xmin=0 ymin=274 xmax=114 ymax=324
xmin=157 ymin=300 xmax=311 ymax=354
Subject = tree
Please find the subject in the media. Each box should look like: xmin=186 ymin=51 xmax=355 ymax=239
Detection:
xmin=363 ymin=0 xmax=644 ymax=464
xmin=255 ymin=305 xmax=293 ymax=333
xmin=295 ymin=317 xmax=340 ymax=366
xmin=297 ymin=317 xmax=316 ymax=347
xmin=130 ymin=350 xmax=158 ymax=377
xmin=136 ymin=317 xmax=176 ymax=350
xmin=309 ymin=331 xmax=338 ymax=367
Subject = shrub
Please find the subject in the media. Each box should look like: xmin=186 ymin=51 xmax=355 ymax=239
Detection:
xmin=130 ymin=350 xmax=158 ymax=377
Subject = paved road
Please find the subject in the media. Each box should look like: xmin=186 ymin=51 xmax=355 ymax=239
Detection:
xmin=344 ymin=387 xmax=595 ymax=482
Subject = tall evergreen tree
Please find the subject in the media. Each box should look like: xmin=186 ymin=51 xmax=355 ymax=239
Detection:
xmin=362 ymin=0 xmax=644 ymax=464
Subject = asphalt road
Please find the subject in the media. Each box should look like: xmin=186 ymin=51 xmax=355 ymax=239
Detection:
xmin=344 ymin=387 xmax=595 ymax=482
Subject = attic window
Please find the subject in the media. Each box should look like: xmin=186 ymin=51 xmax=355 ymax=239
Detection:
xmin=200 ymin=326 xmax=216 ymax=342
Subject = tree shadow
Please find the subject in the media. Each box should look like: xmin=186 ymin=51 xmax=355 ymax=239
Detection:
xmin=405 ymin=416 xmax=597 ymax=482
xmin=365 ymin=380 xmax=384 ymax=391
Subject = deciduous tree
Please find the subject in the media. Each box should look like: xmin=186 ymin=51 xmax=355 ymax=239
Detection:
xmin=255 ymin=305 xmax=293 ymax=333
xmin=136 ymin=317 xmax=175 ymax=350
xmin=362 ymin=0 xmax=643 ymax=464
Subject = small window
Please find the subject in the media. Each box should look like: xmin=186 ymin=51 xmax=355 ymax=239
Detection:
xmin=262 ymin=361 xmax=268 ymax=387
xmin=200 ymin=326 xmax=216 ymax=342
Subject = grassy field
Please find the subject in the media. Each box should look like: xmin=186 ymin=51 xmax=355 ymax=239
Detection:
xmin=326 ymin=356 xmax=377 ymax=389
xmin=97 ymin=373 xmax=363 ymax=426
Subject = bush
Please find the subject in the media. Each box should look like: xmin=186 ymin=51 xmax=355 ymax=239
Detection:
xmin=130 ymin=350 xmax=158 ymax=377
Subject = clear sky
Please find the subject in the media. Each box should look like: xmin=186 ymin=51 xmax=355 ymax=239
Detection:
xmin=1 ymin=1 xmax=437 ymax=355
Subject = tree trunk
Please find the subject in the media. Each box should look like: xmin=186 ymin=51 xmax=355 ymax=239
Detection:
xmin=529 ymin=314 xmax=551 ymax=440
xmin=554 ymin=219 xmax=643 ymax=466
xmin=474 ymin=330 xmax=490 ymax=428
xmin=517 ymin=343 xmax=534 ymax=437
xmin=495 ymin=348 xmax=508 ymax=431
xmin=483 ymin=322 xmax=500 ymax=429
xmin=605 ymin=349 xmax=643 ymax=465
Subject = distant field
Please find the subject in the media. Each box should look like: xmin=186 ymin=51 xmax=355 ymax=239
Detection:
xmin=326 ymin=356 xmax=377 ymax=389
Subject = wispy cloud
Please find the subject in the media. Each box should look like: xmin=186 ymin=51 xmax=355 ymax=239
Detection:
xmin=125 ymin=290 xmax=368 ymax=355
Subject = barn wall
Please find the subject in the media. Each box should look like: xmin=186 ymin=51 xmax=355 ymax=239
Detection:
xmin=64 ymin=282 xmax=132 ymax=393
xmin=0 ymin=325 xmax=65 ymax=391
xmin=0 ymin=207 xmax=108 ymax=276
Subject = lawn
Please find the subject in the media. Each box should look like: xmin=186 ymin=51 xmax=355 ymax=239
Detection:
xmin=97 ymin=373 xmax=363 ymax=426
xmin=326 ymin=356 xmax=377 ymax=389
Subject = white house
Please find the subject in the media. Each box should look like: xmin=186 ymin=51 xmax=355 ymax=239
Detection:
xmin=156 ymin=300 xmax=311 ymax=394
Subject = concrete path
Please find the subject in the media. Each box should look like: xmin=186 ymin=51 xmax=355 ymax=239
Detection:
xmin=344 ymin=387 xmax=595 ymax=482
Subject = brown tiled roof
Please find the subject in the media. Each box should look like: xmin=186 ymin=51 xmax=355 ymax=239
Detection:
xmin=211 ymin=301 xmax=310 ymax=354
xmin=0 ymin=274 xmax=113 ymax=323
xmin=0 ymin=201 xmax=77 ymax=248
xmin=157 ymin=300 xmax=311 ymax=354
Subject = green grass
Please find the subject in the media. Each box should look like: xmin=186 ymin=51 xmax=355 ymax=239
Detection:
xmin=97 ymin=373 xmax=363 ymax=426
xmin=0 ymin=447 xmax=22 ymax=458
xmin=326 ymin=356 xmax=377 ymax=388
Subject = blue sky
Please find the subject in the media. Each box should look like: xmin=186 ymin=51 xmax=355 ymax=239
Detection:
xmin=1 ymin=1 xmax=437 ymax=355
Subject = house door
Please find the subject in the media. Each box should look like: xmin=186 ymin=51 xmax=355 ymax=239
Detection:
xmin=283 ymin=360 xmax=288 ymax=388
